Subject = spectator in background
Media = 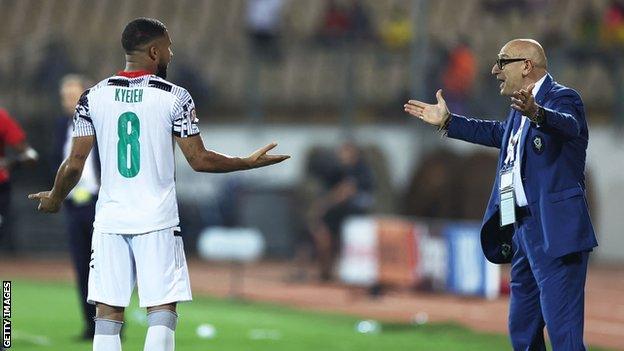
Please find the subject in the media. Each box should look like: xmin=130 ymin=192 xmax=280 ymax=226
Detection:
xmin=601 ymin=0 xmax=624 ymax=45
xmin=577 ymin=3 xmax=601 ymax=47
xmin=318 ymin=0 xmax=373 ymax=46
xmin=0 ymin=109 xmax=38 ymax=254
xmin=380 ymin=4 xmax=412 ymax=51
xmin=318 ymin=0 xmax=351 ymax=46
xmin=245 ymin=0 xmax=286 ymax=121
xmin=307 ymin=142 xmax=374 ymax=281
xmin=246 ymin=0 xmax=285 ymax=62
xmin=34 ymin=38 xmax=74 ymax=95
xmin=52 ymin=74 xmax=99 ymax=340
xmin=346 ymin=0 xmax=374 ymax=42
xmin=441 ymin=40 xmax=476 ymax=116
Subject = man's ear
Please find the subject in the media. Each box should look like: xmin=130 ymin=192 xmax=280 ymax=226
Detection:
xmin=522 ymin=59 xmax=533 ymax=77
xmin=148 ymin=46 xmax=158 ymax=62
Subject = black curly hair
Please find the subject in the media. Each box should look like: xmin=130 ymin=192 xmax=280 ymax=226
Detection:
xmin=121 ymin=18 xmax=167 ymax=53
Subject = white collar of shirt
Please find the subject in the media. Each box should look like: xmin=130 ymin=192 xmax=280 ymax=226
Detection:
xmin=531 ymin=74 xmax=547 ymax=98
xmin=504 ymin=74 xmax=546 ymax=208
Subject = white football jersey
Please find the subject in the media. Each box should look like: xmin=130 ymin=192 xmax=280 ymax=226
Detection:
xmin=73 ymin=71 xmax=200 ymax=234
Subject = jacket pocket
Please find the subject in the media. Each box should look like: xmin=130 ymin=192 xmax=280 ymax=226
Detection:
xmin=547 ymin=186 xmax=583 ymax=203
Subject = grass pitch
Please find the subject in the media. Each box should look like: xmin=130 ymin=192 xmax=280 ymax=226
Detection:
xmin=6 ymin=280 xmax=611 ymax=351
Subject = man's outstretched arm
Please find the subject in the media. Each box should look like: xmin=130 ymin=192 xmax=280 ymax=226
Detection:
xmin=175 ymin=134 xmax=289 ymax=173
xmin=28 ymin=135 xmax=94 ymax=213
xmin=404 ymin=89 xmax=506 ymax=148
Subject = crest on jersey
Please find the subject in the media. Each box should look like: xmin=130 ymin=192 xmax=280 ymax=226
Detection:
xmin=532 ymin=136 xmax=544 ymax=154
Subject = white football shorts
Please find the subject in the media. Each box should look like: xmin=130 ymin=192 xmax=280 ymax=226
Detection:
xmin=87 ymin=226 xmax=192 ymax=308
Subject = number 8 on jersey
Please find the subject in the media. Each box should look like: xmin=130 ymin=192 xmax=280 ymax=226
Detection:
xmin=117 ymin=112 xmax=140 ymax=178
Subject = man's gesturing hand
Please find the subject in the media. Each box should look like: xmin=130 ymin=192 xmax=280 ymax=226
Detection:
xmin=510 ymin=83 xmax=539 ymax=119
xmin=404 ymin=89 xmax=451 ymax=128
xmin=28 ymin=191 xmax=62 ymax=213
xmin=243 ymin=143 xmax=290 ymax=169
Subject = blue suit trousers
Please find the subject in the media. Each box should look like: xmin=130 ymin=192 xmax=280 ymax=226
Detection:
xmin=509 ymin=212 xmax=589 ymax=351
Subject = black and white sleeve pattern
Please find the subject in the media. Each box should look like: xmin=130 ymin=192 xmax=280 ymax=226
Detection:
xmin=72 ymin=89 xmax=95 ymax=137
xmin=172 ymin=88 xmax=200 ymax=138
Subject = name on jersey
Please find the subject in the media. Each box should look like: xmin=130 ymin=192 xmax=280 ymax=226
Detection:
xmin=115 ymin=88 xmax=143 ymax=103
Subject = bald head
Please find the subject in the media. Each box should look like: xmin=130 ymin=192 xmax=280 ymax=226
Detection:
xmin=492 ymin=38 xmax=548 ymax=96
xmin=502 ymin=39 xmax=547 ymax=70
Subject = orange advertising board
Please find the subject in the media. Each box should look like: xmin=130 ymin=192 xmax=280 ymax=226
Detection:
xmin=377 ymin=217 xmax=417 ymax=288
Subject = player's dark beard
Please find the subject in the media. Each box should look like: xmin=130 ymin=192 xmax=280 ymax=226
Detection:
xmin=156 ymin=63 xmax=168 ymax=79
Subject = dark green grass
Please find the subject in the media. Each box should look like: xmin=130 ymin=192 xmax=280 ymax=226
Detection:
xmin=6 ymin=280 xmax=612 ymax=351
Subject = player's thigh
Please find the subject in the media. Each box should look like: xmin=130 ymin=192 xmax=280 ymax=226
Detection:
xmin=88 ymin=230 xmax=136 ymax=307
xmin=131 ymin=227 xmax=192 ymax=308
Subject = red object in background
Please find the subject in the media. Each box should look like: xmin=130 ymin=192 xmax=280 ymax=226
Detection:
xmin=499 ymin=276 xmax=511 ymax=295
xmin=321 ymin=1 xmax=352 ymax=38
xmin=442 ymin=45 xmax=477 ymax=96
xmin=0 ymin=109 xmax=26 ymax=183
xmin=604 ymin=2 xmax=624 ymax=28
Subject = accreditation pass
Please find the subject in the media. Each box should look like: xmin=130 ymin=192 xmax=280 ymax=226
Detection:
xmin=500 ymin=168 xmax=516 ymax=226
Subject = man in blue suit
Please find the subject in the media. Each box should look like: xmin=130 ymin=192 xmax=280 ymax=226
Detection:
xmin=404 ymin=39 xmax=597 ymax=350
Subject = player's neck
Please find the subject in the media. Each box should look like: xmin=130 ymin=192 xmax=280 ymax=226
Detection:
xmin=123 ymin=57 xmax=156 ymax=75
xmin=123 ymin=64 xmax=155 ymax=74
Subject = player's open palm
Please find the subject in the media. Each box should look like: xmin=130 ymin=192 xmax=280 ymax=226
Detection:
xmin=244 ymin=143 xmax=290 ymax=169
xmin=404 ymin=89 xmax=450 ymax=128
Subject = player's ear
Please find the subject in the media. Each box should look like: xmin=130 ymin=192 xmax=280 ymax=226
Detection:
xmin=148 ymin=46 xmax=159 ymax=62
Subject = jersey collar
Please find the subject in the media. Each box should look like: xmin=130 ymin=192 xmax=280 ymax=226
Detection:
xmin=116 ymin=70 xmax=153 ymax=78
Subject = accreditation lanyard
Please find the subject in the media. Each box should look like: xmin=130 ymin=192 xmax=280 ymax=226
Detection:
xmin=504 ymin=116 xmax=526 ymax=167
xmin=500 ymin=116 xmax=526 ymax=227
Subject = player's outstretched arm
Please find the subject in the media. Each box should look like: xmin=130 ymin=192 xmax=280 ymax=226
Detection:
xmin=403 ymin=89 xmax=451 ymax=129
xmin=176 ymin=134 xmax=289 ymax=173
xmin=28 ymin=135 xmax=94 ymax=213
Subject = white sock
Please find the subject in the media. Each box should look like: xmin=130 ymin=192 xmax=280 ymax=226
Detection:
xmin=93 ymin=319 xmax=123 ymax=351
xmin=93 ymin=335 xmax=122 ymax=351
xmin=143 ymin=310 xmax=178 ymax=351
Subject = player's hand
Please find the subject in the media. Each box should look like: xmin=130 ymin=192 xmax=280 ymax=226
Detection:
xmin=28 ymin=191 xmax=62 ymax=213
xmin=244 ymin=143 xmax=290 ymax=169
xmin=404 ymin=89 xmax=451 ymax=128
xmin=510 ymin=83 xmax=538 ymax=119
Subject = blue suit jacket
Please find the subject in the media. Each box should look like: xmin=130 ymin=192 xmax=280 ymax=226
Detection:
xmin=447 ymin=74 xmax=598 ymax=263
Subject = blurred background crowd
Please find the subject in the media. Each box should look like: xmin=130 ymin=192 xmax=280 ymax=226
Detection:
xmin=1 ymin=0 xmax=624 ymax=280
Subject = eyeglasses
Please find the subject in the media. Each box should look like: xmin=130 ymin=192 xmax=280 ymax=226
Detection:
xmin=496 ymin=58 xmax=527 ymax=70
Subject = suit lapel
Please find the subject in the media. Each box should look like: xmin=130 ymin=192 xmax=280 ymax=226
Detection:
xmin=500 ymin=109 xmax=516 ymax=163
xmin=519 ymin=114 xmax=530 ymax=163
xmin=534 ymin=73 xmax=553 ymax=106
xmin=519 ymin=73 xmax=554 ymax=163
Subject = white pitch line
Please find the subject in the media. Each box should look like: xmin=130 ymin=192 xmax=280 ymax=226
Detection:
xmin=12 ymin=330 xmax=52 ymax=346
